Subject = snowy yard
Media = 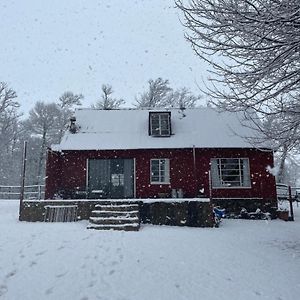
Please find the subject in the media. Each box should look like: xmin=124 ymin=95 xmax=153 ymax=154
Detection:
xmin=0 ymin=201 xmax=299 ymax=300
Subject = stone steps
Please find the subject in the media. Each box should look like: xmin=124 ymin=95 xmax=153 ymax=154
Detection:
xmin=87 ymin=202 xmax=140 ymax=231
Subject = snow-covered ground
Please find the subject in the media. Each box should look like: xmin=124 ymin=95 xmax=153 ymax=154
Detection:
xmin=0 ymin=200 xmax=299 ymax=300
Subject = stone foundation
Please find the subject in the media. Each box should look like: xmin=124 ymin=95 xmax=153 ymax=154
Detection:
xmin=19 ymin=199 xmax=215 ymax=227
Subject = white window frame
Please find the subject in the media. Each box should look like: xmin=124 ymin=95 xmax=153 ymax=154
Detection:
xmin=211 ymin=158 xmax=251 ymax=189
xmin=150 ymin=159 xmax=170 ymax=184
xmin=150 ymin=113 xmax=171 ymax=137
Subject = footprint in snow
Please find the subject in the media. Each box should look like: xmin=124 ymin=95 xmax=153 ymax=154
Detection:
xmin=56 ymin=271 xmax=68 ymax=278
xmin=26 ymin=242 xmax=32 ymax=248
xmin=108 ymin=270 xmax=115 ymax=276
xmin=6 ymin=270 xmax=17 ymax=279
xmin=88 ymin=280 xmax=96 ymax=287
xmin=29 ymin=261 xmax=37 ymax=267
xmin=0 ymin=284 xmax=8 ymax=296
xmin=45 ymin=287 xmax=53 ymax=295
xmin=254 ymin=291 xmax=262 ymax=296
xmin=57 ymin=245 xmax=65 ymax=251
xmin=36 ymin=250 xmax=47 ymax=256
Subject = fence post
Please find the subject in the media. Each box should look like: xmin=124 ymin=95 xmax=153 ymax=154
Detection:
xmin=288 ymin=186 xmax=294 ymax=221
xmin=19 ymin=141 xmax=27 ymax=220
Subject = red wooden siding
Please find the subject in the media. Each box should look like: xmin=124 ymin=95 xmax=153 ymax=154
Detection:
xmin=45 ymin=148 xmax=277 ymax=203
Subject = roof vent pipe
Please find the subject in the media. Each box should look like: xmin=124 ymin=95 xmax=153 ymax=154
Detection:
xmin=69 ymin=116 xmax=77 ymax=134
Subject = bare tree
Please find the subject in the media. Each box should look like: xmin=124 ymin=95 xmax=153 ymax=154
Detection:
xmin=135 ymin=78 xmax=172 ymax=108
xmin=262 ymin=113 xmax=299 ymax=183
xmin=165 ymin=87 xmax=202 ymax=108
xmin=135 ymin=78 xmax=201 ymax=108
xmin=92 ymin=84 xmax=125 ymax=110
xmin=58 ymin=91 xmax=83 ymax=109
xmin=176 ymin=0 xmax=300 ymax=117
xmin=57 ymin=91 xmax=83 ymax=142
xmin=0 ymin=82 xmax=20 ymax=151
xmin=0 ymin=82 xmax=18 ymax=114
xmin=0 ymin=82 xmax=22 ymax=185
xmin=23 ymin=101 xmax=61 ymax=184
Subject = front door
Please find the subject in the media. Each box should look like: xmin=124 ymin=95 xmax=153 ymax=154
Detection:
xmin=88 ymin=159 xmax=134 ymax=199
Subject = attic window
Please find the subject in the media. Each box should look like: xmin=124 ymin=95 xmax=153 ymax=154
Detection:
xmin=149 ymin=112 xmax=171 ymax=137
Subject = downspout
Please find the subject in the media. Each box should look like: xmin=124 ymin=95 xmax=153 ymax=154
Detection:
xmin=208 ymin=170 xmax=212 ymax=200
xmin=192 ymin=145 xmax=197 ymax=196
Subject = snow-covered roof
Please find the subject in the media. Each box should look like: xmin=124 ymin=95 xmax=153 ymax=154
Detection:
xmin=52 ymin=108 xmax=270 ymax=151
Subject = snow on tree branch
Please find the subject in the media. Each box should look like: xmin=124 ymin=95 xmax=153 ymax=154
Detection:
xmin=176 ymin=0 xmax=300 ymax=112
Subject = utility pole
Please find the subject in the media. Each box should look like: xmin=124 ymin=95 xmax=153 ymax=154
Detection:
xmin=19 ymin=141 xmax=27 ymax=220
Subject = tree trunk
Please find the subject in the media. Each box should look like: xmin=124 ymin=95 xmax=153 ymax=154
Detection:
xmin=36 ymin=130 xmax=46 ymax=185
xmin=277 ymin=144 xmax=289 ymax=183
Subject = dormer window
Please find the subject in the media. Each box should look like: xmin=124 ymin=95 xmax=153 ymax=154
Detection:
xmin=149 ymin=112 xmax=171 ymax=137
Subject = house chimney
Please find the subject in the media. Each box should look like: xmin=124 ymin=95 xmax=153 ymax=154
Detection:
xmin=69 ymin=116 xmax=77 ymax=134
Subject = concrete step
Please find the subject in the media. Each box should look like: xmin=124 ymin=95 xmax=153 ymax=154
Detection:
xmin=92 ymin=200 xmax=140 ymax=206
xmin=91 ymin=210 xmax=139 ymax=218
xmin=87 ymin=223 xmax=140 ymax=231
xmin=94 ymin=204 xmax=139 ymax=211
xmin=89 ymin=216 xmax=139 ymax=225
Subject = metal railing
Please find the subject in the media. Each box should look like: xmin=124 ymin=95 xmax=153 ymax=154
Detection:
xmin=0 ymin=185 xmax=45 ymax=200
xmin=276 ymin=183 xmax=299 ymax=201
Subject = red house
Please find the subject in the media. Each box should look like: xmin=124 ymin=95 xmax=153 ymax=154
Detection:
xmin=45 ymin=108 xmax=277 ymax=214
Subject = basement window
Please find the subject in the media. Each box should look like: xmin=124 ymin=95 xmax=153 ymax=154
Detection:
xmin=211 ymin=158 xmax=251 ymax=188
xmin=149 ymin=112 xmax=171 ymax=137
xmin=150 ymin=159 xmax=170 ymax=184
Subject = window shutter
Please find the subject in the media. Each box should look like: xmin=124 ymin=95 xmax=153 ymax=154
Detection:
xmin=165 ymin=159 xmax=170 ymax=183
xmin=242 ymin=159 xmax=251 ymax=187
xmin=211 ymin=159 xmax=221 ymax=187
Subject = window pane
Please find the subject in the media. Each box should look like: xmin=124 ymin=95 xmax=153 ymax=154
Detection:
xmin=151 ymin=159 xmax=170 ymax=183
xmin=212 ymin=158 xmax=250 ymax=188
xmin=150 ymin=113 xmax=170 ymax=136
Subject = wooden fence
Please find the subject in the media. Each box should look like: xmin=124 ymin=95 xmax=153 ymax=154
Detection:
xmin=0 ymin=185 xmax=45 ymax=200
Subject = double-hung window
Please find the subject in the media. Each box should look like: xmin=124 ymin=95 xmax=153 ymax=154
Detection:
xmin=149 ymin=112 xmax=171 ymax=137
xmin=211 ymin=158 xmax=251 ymax=188
xmin=150 ymin=159 xmax=170 ymax=184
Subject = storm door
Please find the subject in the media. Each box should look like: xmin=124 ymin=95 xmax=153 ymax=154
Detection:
xmin=88 ymin=159 xmax=134 ymax=199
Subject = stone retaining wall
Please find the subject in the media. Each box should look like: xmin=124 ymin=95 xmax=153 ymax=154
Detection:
xmin=19 ymin=199 xmax=215 ymax=227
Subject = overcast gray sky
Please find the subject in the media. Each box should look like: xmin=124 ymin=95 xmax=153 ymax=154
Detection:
xmin=1 ymin=0 xmax=209 ymax=113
